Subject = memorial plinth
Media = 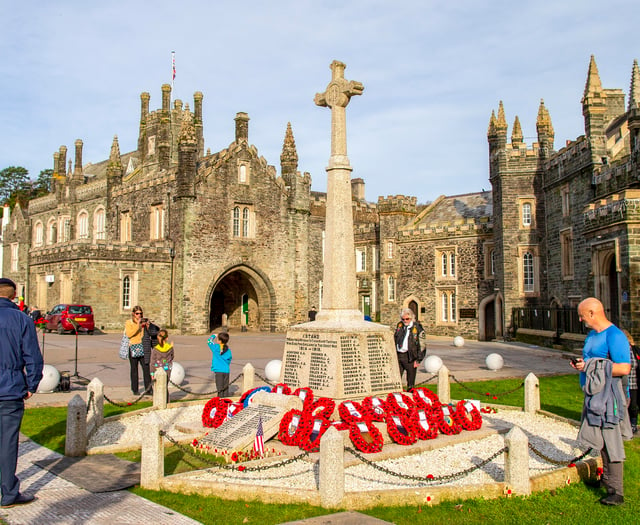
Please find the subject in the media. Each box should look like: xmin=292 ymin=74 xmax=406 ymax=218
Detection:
xmin=282 ymin=320 xmax=401 ymax=400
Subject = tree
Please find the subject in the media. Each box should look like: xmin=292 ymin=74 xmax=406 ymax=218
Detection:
xmin=0 ymin=166 xmax=30 ymax=204
xmin=31 ymin=169 xmax=53 ymax=198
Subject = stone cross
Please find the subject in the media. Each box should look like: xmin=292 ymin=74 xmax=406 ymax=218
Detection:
xmin=313 ymin=61 xmax=364 ymax=318
xmin=315 ymin=60 xmax=364 ymax=165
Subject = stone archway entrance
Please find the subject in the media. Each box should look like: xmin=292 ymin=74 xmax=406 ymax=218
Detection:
xmin=592 ymin=241 xmax=620 ymax=327
xmin=208 ymin=265 xmax=276 ymax=332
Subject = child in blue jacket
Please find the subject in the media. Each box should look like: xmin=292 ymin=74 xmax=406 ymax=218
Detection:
xmin=208 ymin=332 xmax=232 ymax=397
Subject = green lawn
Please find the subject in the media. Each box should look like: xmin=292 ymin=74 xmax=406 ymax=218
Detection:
xmin=21 ymin=375 xmax=640 ymax=525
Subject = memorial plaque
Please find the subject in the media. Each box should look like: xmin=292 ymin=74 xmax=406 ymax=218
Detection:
xmin=199 ymin=404 xmax=285 ymax=454
xmin=459 ymin=308 xmax=477 ymax=319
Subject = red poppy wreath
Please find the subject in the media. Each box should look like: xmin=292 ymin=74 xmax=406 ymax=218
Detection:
xmin=293 ymin=387 xmax=315 ymax=409
xmin=309 ymin=397 xmax=336 ymax=419
xmin=299 ymin=416 xmax=332 ymax=452
xmin=278 ymin=409 xmax=308 ymax=446
xmin=348 ymin=419 xmax=384 ymax=453
xmin=386 ymin=391 xmax=416 ymax=415
xmin=412 ymin=387 xmax=441 ymax=409
xmin=202 ymin=397 xmax=232 ymax=428
xmin=452 ymin=400 xmax=483 ymax=431
xmin=435 ymin=404 xmax=462 ymax=435
xmin=385 ymin=411 xmax=418 ymax=445
xmin=338 ymin=400 xmax=367 ymax=423
xmin=411 ymin=407 xmax=439 ymax=440
xmin=362 ymin=396 xmax=388 ymax=422
xmin=271 ymin=383 xmax=292 ymax=396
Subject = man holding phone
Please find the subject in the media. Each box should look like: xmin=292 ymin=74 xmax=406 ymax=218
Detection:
xmin=571 ymin=297 xmax=631 ymax=506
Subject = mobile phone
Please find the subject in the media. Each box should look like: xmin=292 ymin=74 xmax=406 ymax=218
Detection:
xmin=570 ymin=357 xmax=581 ymax=366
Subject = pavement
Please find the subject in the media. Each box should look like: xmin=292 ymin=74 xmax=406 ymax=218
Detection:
xmin=2 ymin=330 xmax=579 ymax=524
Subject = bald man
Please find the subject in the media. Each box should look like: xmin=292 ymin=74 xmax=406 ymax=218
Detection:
xmin=572 ymin=297 xmax=631 ymax=506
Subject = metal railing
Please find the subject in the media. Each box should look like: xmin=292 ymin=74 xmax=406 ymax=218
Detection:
xmin=511 ymin=307 xmax=588 ymax=337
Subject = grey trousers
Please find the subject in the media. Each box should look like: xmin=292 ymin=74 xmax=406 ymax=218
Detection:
xmin=601 ymin=446 xmax=624 ymax=496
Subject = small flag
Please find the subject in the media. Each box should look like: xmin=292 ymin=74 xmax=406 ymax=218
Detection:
xmin=254 ymin=416 xmax=265 ymax=456
xmin=172 ymin=51 xmax=176 ymax=81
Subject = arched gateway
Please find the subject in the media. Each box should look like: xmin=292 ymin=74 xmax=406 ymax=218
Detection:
xmin=207 ymin=264 xmax=277 ymax=332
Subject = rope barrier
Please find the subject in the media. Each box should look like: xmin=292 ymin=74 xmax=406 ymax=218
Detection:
xmin=345 ymin=445 xmax=507 ymax=484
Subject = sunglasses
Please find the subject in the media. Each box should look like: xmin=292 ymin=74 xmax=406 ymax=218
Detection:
xmin=402 ymin=317 xmax=411 ymax=321
xmin=134 ymin=312 xmax=143 ymax=316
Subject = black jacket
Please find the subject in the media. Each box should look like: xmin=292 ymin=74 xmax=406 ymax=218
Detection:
xmin=394 ymin=321 xmax=426 ymax=362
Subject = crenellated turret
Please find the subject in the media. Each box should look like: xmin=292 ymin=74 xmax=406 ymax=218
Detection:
xmin=158 ymin=84 xmax=172 ymax=170
xmin=176 ymin=105 xmax=197 ymax=199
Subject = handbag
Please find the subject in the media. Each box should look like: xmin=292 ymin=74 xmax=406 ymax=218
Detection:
xmin=119 ymin=332 xmax=129 ymax=360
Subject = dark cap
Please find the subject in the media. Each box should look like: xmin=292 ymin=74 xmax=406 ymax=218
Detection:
xmin=0 ymin=277 xmax=17 ymax=289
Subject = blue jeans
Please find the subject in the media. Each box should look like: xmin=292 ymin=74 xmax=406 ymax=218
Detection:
xmin=0 ymin=399 xmax=25 ymax=505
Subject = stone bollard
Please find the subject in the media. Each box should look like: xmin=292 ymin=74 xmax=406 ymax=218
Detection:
xmin=524 ymin=373 xmax=540 ymax=414
xmin=65 ymin=394 xmax=87 ymax=457
xmin=504 ymin=426 xmax=531 ymax=495
xmin=86 ymin=378 xmax=104 ymax=437
xmin=140 ymin=412 xmax=165 ymax=490
xmin=319 ymin=427 xmax=344 ymax=508
xmin=438 ymin=364 xmax=450 ymax=404
xmin=242 ymin=363 xmax=255 ymax=394
xmin=153 ymin=368 xmax=168 ymax=410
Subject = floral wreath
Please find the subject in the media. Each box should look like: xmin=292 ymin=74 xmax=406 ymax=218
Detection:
xmin=202 ymin=397 xmax=232 ymax=428
xmin=240 ymin=386 xmax=272 ymax=407
xmin=278 ymin=409 xmax=308 ymax=446
xmin=271 ymin=383 xmax=292 ymax=396
xmin=362 ymin=396 xmax=388 ymax=422
xmin=293 ymin=387 xmax=314 ymax=408
xmin=412 ymin=387 xmax=441 ymax=409
xmin=386 ymin=391 xmax=416 ymax=415
xmin=299 ymin=415 xmax=332 ymax=452
xmin=452 ymin=400 xmax=483 ymax=431
xmin=434 ymin=404 xmax=462 ymax=435
xmin=348 ymin=419 xmax=384 ymax=453
xmin=385 ymin=410 xmax=418 ymax=445
xmin=309 ymin=397 xmax=335 ymax=419
xmin=410 ymin=407 xmax=438 ymax=440
xmin=338 ymin=400 xmax=366 ymax=423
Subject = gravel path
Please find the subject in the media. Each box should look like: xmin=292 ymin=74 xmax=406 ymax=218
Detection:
xmin=90 ymin=405 xmax=585 ymax=491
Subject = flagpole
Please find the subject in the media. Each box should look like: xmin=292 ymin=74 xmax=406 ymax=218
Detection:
xmin=171 ymin=51 xmax=175 ymax=92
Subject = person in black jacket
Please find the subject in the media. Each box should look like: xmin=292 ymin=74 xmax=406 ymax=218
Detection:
xmin=141 ymin=317 xmax=160 ymax=395
xmin=394 ymin=308 xmax=426 ymax=390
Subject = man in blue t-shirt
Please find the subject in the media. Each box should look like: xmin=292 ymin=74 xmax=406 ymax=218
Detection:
xmin=571 ymin=297 xmax=631 ymax=506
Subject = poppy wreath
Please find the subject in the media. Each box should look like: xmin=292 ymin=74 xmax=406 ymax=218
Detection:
xmin=412 ymin=387 xmax=441 ymax=409
xmin=309 ymin=397 xmax=336 ymax=419
xmin=338 ymin=400 xmax=367 ymax=423
xmin=452 ymin=400 xmax=483 ymax=431
xmin=386 ymin=391 xmax=416 ymax=415
xmin=278 ymin=409 xmax=308 ymax=446
xmin=299 ymin=415 xmax=332 ymax=452
xmin=331 ymin=420 xmax=350 ymax=431
xmin=293 ymin=387 xmax=314 ymax=408
xmin=271 ymin=383 xmax=292 ymax=396
xmin=410 ymin=407 xmax=439 ymax=440
xmin=202 ymin=397 xmax=232 ymax=428
xmin=348 ymin=419 xmax=384 ymax=454
xmin=362 ymin=396 xmax=388 ymax=422
xmin=238 ymin=387 xmax=261 ymax=405
xmin=385 ymin=410 xmax=418 ymax=445
xmin=435 ymin=404 xmax=462 ymax=435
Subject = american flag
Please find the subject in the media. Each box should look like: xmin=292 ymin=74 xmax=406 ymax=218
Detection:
xmin=253 ymin=416 xmax=264 ymax=456
xmin=172 ymin=51 xmax=176 ymax=81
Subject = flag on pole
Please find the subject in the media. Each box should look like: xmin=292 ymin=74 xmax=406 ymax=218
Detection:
xmin=254 ymin=416 xmax=265 ymax=456
xmin=172 ymin=51 xmax=176 ymax=82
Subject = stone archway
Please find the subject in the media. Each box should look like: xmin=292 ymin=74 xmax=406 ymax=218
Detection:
xmin=479 ymin=294 xmax=496 ymax=341
xmin=207 ymin=264 xmax=277 ymax=332
xmin=592 ymin=241 xmax=620 ymax=326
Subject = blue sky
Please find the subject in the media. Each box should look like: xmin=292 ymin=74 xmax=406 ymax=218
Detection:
xmin=2 ymin=0 xmax=639 ymax=204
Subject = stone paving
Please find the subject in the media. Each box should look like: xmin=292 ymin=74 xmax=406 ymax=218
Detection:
xmin=3 ymin=331 xmax=578 ymax=524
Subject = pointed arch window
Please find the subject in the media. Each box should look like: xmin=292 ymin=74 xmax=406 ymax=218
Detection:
xmin=94 ymin=208 xmax=106 ymax=240
xmin=77 ymin=211 xmax=89 ymax=239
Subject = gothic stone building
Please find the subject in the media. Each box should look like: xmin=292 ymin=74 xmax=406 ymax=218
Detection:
xmin=3 ymin=56 xmax=640 ymax=339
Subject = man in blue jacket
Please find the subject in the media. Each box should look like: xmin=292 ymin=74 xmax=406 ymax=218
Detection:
xmin=0 ymin=278 xmax=43 ymax=508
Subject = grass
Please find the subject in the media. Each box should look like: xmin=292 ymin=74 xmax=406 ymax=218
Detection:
xmin=20 ymin=375 xmax=640 ymax=524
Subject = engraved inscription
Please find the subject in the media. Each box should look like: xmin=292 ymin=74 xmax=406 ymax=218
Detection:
xmin=341 ymin=334 xmax=366 ymax=396
xmin=200 ymin=405 xmax=282 ymax=451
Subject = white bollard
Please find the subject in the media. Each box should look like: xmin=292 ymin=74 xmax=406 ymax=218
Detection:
xmin=153 ymin=368 xmax=168 ymax=410
xmin=438 ymin=364 xmax=450 ymax=404
xmin=242 ymin=363 xmax=255 ymax=394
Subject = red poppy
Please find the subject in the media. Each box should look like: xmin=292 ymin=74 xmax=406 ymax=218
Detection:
xmin=348 ymin=419 xmax=384 ymax=453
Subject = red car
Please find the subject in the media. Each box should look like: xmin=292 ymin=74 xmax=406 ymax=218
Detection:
xmin=45 ymin=304 xmax=95 ymax=335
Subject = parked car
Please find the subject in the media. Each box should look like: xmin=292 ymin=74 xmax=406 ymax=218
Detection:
xmin=45 ymin=304 xmax=95 ymax=335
